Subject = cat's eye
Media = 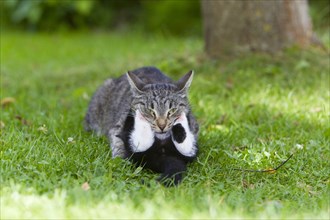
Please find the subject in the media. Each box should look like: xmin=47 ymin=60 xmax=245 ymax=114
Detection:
xmin=167 ymin=108 xmax=177 ymax=117
xmin=149 ymin=109 xmax=156 ymax=118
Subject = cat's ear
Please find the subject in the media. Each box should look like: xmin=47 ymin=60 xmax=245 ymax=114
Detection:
xmin=176 ymin=70 xmax=194 ymax=95
xmin=126 ymin=71 xmax=145 ymax=94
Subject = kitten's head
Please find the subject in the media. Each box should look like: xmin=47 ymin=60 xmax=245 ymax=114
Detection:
xmin=127 ymin=70 xmax=193 ymax=134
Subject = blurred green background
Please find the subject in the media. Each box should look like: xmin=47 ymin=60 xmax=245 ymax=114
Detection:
xmin=0 ymin=0 xmax=201 ymax=35
xmin=1 ymin=0 xmax=328 ymax=36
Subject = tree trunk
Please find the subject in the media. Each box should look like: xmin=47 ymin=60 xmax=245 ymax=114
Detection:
xmin=201 ymin=0 xmax=314 ymax=58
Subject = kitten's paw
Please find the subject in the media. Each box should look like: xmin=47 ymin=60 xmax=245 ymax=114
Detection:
xmin=172 ymin=123 xmax=186 ymax=143
xmin=171 ymin=113 xmax=197 ymax=157
xmin=130 ymin=110 xmax=155 ymax=152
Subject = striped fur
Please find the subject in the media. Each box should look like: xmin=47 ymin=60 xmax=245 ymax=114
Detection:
xmin=85 ymin=66 xmax=199 ymax=186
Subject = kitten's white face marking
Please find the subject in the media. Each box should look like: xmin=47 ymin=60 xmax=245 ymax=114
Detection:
xmin=129 ymin=110 xmax=155 ymax=152
xmin=172 ymin=112 xmax=197 ymax=157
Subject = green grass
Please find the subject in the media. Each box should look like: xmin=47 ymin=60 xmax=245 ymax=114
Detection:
xmin=1 ymin=31 xmax=329 ymax=219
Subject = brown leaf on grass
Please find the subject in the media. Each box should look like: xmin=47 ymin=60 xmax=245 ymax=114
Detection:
xmin=15 ymin=115 xmax=31 ymax=126
xmin=1 ymin=97 xmax=16 ymax=108
xmin=81 ymin=182 xmax=90 ymax=191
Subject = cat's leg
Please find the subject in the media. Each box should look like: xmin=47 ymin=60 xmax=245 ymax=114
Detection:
xmin=109 ymin=114 xmax=129 ymax=158
xmin=171 ymin=112 xmax=197 ymax=157
xmin=109 ymin=132 xmax=127 ymax=158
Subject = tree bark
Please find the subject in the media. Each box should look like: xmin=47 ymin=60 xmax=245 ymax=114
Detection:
xmin=201 ymin=0 xmax=314 ymax=58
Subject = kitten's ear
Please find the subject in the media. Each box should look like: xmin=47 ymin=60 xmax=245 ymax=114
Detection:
xmin=126 ymin=71 xmax=145 ymax=94
xmin=176 ymin=70 xmax=194 ymax=95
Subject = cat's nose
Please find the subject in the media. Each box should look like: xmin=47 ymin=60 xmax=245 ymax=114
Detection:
xmin=158 ymin=124 xmax=166 ymax=131
xmin=156 ymin=118 xmax=166 ymax=131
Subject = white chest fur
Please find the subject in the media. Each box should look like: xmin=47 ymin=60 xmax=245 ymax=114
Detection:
xmin=129 ymin=110 xmax=154 ymax=152
xmin=171 ymin=112 xmax=197 ymax=157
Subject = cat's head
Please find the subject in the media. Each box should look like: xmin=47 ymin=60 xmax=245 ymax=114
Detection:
xmin=127 ymin=71 xmax=193 ymax=134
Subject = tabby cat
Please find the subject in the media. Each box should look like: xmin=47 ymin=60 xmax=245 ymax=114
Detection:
xmin=85 ymin=67 xmax=199 ymax=185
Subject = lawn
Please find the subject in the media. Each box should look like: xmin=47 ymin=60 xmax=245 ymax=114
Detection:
xmin=1 ymin=31 xmax=329 ymax=219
